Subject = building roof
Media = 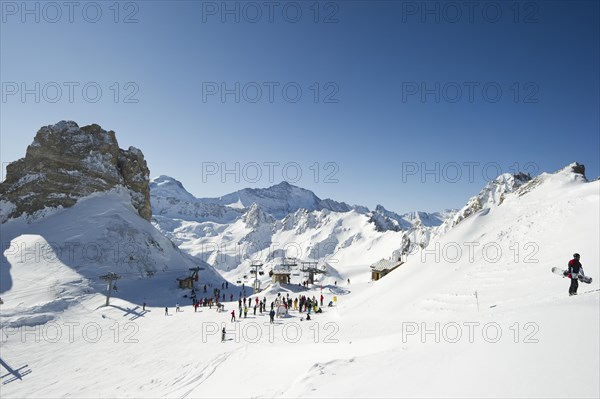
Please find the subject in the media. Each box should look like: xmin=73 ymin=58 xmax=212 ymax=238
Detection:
xmin=370 ymin=259 xmax=403 ymax=272
xmin=272 ymin=265 xmax=291 ymax=275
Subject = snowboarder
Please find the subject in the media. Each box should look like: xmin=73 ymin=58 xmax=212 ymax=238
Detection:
xmin=568 ymin=253 xmax=584 ymax=296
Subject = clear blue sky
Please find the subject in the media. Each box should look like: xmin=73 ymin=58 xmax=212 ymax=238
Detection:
xmin=1 ymin=1 xmax=598 ymax=213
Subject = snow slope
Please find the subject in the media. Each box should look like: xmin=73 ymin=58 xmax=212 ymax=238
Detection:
xmin=1 ymin=164 xmax=598 ymax=398
xmin=0 ymin=188 xmax=225 ymax=328
xmin=283 ymin=164 xmax=600 ymax=397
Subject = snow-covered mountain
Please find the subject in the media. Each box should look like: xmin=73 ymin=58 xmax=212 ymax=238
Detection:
xmin=281 ymin=162 xmax=599 ymax=398
xmin=367 ymin=205 xmax=452 ymax=232
xmin=149 ymin=177 xmax=454 ymax=281
xmin=0 ymin=189 xmax=224 ymax=306
xmin=438 ymin=171 xmax=532 ymax=234
xmin=197 ymin=180 xmax=352 ymax=218
xmin=150 ymin=175 xmax=243 ymax=224
xmin=0 ymin=122 xmax=226 ymax=325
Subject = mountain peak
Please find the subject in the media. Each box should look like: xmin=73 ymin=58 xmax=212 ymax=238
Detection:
xmin=274 ymin=180 xmax=292 ymax=187
xmin=557 ymin=162 xmax=586 ymax=180
xmin=1 ymin=121 xmax=151 ymax=222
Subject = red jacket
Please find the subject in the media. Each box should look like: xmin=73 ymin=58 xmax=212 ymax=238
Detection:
xmin=568 ymin=259 xmax=582 ymax=274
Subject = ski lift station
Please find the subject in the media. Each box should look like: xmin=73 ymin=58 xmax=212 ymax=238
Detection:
xmin=176 ymin=267 xmax=202 ymax=289
xmin=271 ymin=265 xmax=292 ymax=284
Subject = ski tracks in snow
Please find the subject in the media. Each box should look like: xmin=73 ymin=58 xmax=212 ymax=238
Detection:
xmin=163 ymin=348 xmax=240 ymax=399
xmin=279 ymin=357 xmax=355 ymax=397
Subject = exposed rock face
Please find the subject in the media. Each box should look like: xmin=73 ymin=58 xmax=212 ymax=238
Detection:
xmin=0 ymin=121 xmax=151 ymax=222
xmin=570 ymin=162 xmax=585 ymax=178
xmin=458 ymin=173 xmax=531 ymax=224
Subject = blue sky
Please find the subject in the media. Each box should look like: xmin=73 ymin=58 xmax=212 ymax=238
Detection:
xmin=1 ymin=1 xmax=598 ymax=213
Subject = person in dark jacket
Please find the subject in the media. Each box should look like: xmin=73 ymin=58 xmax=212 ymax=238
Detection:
xmin=568 ymin=253 xmax=583 ymax=296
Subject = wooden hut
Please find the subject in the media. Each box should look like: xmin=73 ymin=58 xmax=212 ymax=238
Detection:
xmin=370 ymin=258 xmax=403 ymax=281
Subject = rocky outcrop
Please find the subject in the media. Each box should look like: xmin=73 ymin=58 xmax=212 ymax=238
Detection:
xmin=368 ymin=205 xmax=404 ymax=232
xmin=436 ymin=172 xmax=532 ymax=233
xmin=0 ymin=121 xmax=151 ymax=222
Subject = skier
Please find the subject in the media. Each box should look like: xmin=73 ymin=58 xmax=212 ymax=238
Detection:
xmin=165 ymin=307 xmax=168 ymax=316
xmin=231 ymin=310 xmax=236 ymax=322
xmin=222 ymin=327 xmax=226 ymax=342
xmin=176 ymin=303 xmax=180 ymax=312
xmin=567 ymin=253 xmax=584 ymax=296
xmin=143 ymin=302 xmax=146 ymax=311
xmin=244 ymin=306 xmax=248 ymax=318
xmin=320 ymin=294 xmax=324 ymax=306
xmin=269 ymin=308 xmax=275 ymax=324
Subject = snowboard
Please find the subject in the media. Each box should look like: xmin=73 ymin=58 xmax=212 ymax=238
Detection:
xmin=551 ymin=267 xmax=592 ymax=284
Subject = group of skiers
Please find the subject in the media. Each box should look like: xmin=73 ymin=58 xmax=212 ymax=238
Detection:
xmin=225 ymin=292 xmax=327 ymax=322
xmin=165 ymin=276 xmax=339 ymax=327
